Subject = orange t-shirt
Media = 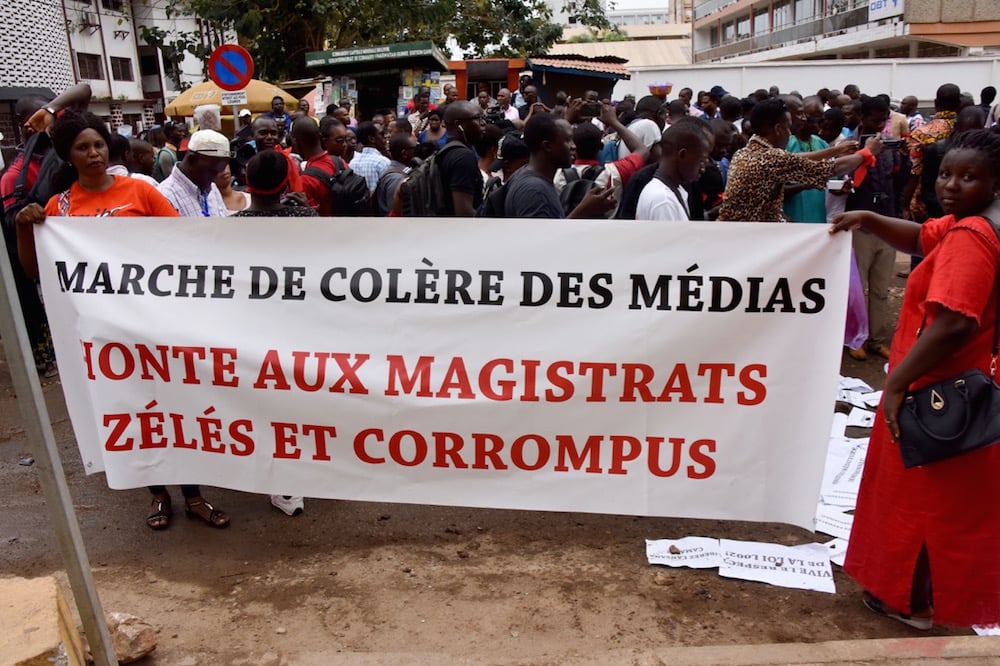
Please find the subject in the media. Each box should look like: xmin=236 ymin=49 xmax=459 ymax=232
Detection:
xmin=45 ymin=176 xmax=180 ymax=217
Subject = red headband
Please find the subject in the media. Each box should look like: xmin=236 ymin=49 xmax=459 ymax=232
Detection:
xmin=246 ymin=171 xmax=289 ymax=196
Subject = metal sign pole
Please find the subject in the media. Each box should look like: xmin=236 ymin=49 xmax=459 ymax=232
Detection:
xmin=0 ymin=228 xmax=119 ymax=665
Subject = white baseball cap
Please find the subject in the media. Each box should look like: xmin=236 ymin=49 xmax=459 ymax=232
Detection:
xmin=187 ymin=129 xmax=230 ymax=158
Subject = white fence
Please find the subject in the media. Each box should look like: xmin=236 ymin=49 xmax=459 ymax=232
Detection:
xmin=615 ymin=56 xmax=1000 ymax=106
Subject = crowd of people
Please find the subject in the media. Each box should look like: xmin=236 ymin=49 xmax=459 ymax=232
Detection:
xmin=4 ymin=75 xmax=1000 ymax=631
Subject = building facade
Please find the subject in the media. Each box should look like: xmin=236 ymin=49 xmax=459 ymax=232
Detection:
xmin=0 ymin=0 xmax=222 ymax=147
xmin=692 ymin=0 xmax=1000 ymax=63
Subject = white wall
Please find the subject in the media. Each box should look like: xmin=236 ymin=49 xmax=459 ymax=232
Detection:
xmin=615 ymin=56 xmax=1000 ymax=105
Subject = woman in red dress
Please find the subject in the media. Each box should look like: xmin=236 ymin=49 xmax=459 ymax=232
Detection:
xmin=831 ymin=129 xmax=1000 ymax=628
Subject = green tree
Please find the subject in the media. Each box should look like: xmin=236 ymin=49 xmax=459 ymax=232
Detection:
xmin=146 ymin=0 xmax=610 ymax=82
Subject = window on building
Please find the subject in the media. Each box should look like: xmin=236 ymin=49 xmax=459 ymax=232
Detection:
xmin=723 ymin=20 xmax=736 ymax=41
xmin=773 ymin=0 xmax=792 ymax=27
xmin=101 ymin=0 xmax=124 ymax=10
xmin=753 ymin=7 xmax=769 ymax=33
xmin=710 ymin=25 xmax=720 ymax=46
xmin=737 ymin=14 xmax=750 ymax=37
xmin=139 ymin=54 xmax=158 ymax=77
xmin=795 ymin=0 xmax=816 ymax=22
xmin=76 ymin=52 xmax=103 ymax=80
xmin=110 ymin=57 xmax=133 ymax=81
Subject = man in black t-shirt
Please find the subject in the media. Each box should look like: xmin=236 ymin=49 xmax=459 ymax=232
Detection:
xmin=504 ymin=113 xmax=614 ymax=219
xmin=438 ymin=101 xmax=486 ymax=216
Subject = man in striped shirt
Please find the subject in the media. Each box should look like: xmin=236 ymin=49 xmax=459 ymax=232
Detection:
xmin=157 ymin=129 xmax=229 ymax=217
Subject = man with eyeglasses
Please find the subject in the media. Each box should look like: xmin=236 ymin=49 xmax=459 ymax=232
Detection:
xmin=438 ymin=101 xmax=487 ymax=216
xmin=783 ymin=95 xmax=831 ymax=224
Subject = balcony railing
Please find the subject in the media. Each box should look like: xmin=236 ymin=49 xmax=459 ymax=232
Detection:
xmin=694 ymin=6 xmax=869 ymax=60
xmin=695 ymin=0 xmax=738 ymax=21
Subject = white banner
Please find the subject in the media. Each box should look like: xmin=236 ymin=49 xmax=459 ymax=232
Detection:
xmin=35 ymin=218 xmax=849 ymax=528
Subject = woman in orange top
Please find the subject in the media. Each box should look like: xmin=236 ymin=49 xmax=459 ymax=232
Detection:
xmin=15 ymin=111 xmax=230 ymax=531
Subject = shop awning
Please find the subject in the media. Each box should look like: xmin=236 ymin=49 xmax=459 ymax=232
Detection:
xmin=305 ymin=41 xmax=449 ymax=77
xmin=526 ymin=55 xmax=631 ymax=80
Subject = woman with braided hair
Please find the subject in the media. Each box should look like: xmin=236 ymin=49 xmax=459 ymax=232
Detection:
xmin=831 ymin=128 xmax=1000 ymax=628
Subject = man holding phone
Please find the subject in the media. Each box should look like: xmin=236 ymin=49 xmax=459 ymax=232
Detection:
xmin=846 ymin=96 xmax=900 ymax=361
xmin=518 ymin=85 xmax=550 ymax=120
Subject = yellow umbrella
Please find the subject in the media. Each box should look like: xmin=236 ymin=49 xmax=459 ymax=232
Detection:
xmin=163 ymin=79 xmax=298 ymax=117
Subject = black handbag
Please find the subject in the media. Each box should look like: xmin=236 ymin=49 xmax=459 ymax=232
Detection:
xmin=897 ymin=217 xmax=1000 ymax=468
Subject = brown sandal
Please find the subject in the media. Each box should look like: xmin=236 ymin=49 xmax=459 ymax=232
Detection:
xmin=146 ymin=497 xmax=172 ymax=530
xmin=184 ymin=500 xmax=230 ymax=528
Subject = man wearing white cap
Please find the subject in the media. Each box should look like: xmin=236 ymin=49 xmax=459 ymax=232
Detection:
xmin=157 ymin=129 xmax=229 ymax=217
xmin=235 ymin=108 xmax=253 ymax=148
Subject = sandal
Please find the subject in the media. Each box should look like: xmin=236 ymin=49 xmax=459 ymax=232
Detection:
xmin=862 ymin=591 xmax=933 ymax=630
xmin=146 ymin=497 xmax=172 ymax=531
xmin=184 ymin=499 xmax=230 ymax=528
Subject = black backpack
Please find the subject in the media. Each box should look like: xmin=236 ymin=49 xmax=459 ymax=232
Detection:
xmin=1 ymin=131 xmax=63 ymax=365
xmin=301 ymin=156 xmax=372 ymax=217
xmin=558 ymin=165 xmax=605 ymax=218
xmin=397 ymin=141 xmax=467 ymax=216
xmin=2 ymin=131 xmax=66 ymax=233
xmin=476 ymin=177 xmax=510 ymax=217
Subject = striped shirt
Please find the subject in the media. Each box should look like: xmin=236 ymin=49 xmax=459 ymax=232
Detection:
xmin=157 ymin=165 xmax=227 ymax=217
xmin=349 ymin=147 xmax=390 ymax=191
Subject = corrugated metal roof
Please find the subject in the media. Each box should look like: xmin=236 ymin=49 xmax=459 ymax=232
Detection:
xmin=547 ymin=40 xmax=692 ymax=69
xmin=528 ymin=56 xmax=632 ymax=78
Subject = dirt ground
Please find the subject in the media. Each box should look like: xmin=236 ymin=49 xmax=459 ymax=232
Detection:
xmin=0 ymin=254 xmax=972 ymax=665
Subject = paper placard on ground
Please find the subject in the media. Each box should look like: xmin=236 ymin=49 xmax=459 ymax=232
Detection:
xmin=861 ymin=390 xmax=883 ymax=408
xmin=645 ymin=537 xmax=721 ymax=569
xmin=836 ymin=390 xmax=869 ymax=410
xmin=830 ymin=412 xmax=849 ymax=439
xmin=820 ymin=489 xmax=858 ymax=509
xmin=820 ymin=438 xmax=867 ymax=508
xmin=974 ymin=625 xmax=1000 ymax=636
xmin=846 ymin=407 xmax=876 ymax=428
xmin=815 ymin=504 xmax=855 ymax=540
xmin=839 ymin=376 xmax=873 ymax=393
xmin=824 ymin=538 xmax=849 ymax=567
xmin=718 ymin=540 xmax=835 ymax=594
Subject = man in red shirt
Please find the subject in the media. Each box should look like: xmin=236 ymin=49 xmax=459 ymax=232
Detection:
xmin=292 ymin=116 xmax=338 ymax=216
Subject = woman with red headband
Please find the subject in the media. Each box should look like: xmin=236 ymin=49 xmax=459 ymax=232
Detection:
xmin=233 ymin=150 xmax=317 ymax=218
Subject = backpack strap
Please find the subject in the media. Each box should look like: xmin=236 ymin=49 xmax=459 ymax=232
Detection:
xmin=2 ymin=132 xmax=44 ymax=210
xmin=302 ymin=166 xmax=336 ymax=189
xmin=562 ymin=167 xmax=579 ymax=184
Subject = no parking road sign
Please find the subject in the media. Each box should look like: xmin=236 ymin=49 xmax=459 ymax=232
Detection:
xmin=208 ymin=44 xmax=254 ymax=92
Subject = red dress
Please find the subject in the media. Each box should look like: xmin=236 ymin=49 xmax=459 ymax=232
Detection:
xmin=844 ymin=214 xmax=1000 ymax=625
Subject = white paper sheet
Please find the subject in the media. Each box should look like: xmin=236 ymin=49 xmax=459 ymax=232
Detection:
xmin=819 ymin=436 xmax=867 ymax=509
xmin=973 ymin=624 xmax=1000 ymax=636
xmin=645 ymin=537 xmax=721 ymax=569
xmin=846 ymin=407 xmax=876 ymax=428
xmin=837 ymin=390 xmax=870 ymax=410
xmin=839 ymin=376 xmax=873 ymax=393
xmin=815 ymin=504 xmax=855 ymax=540
xmin=718 ymin=540 xmax=836 ymax=594
xmin=829 ymin=412 xmax=849 ymax=439
xmin=861 ymin=390 xmax=883 ymax=408
xmin=824 ymin=538 xmax=849 ymax=567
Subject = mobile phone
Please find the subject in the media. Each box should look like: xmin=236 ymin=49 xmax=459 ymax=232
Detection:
xmin=583 ymin=101 xmax=601 ymax=116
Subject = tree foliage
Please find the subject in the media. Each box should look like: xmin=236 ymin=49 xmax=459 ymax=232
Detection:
xmin=147 ymin=0 xmax=610 ymax=82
